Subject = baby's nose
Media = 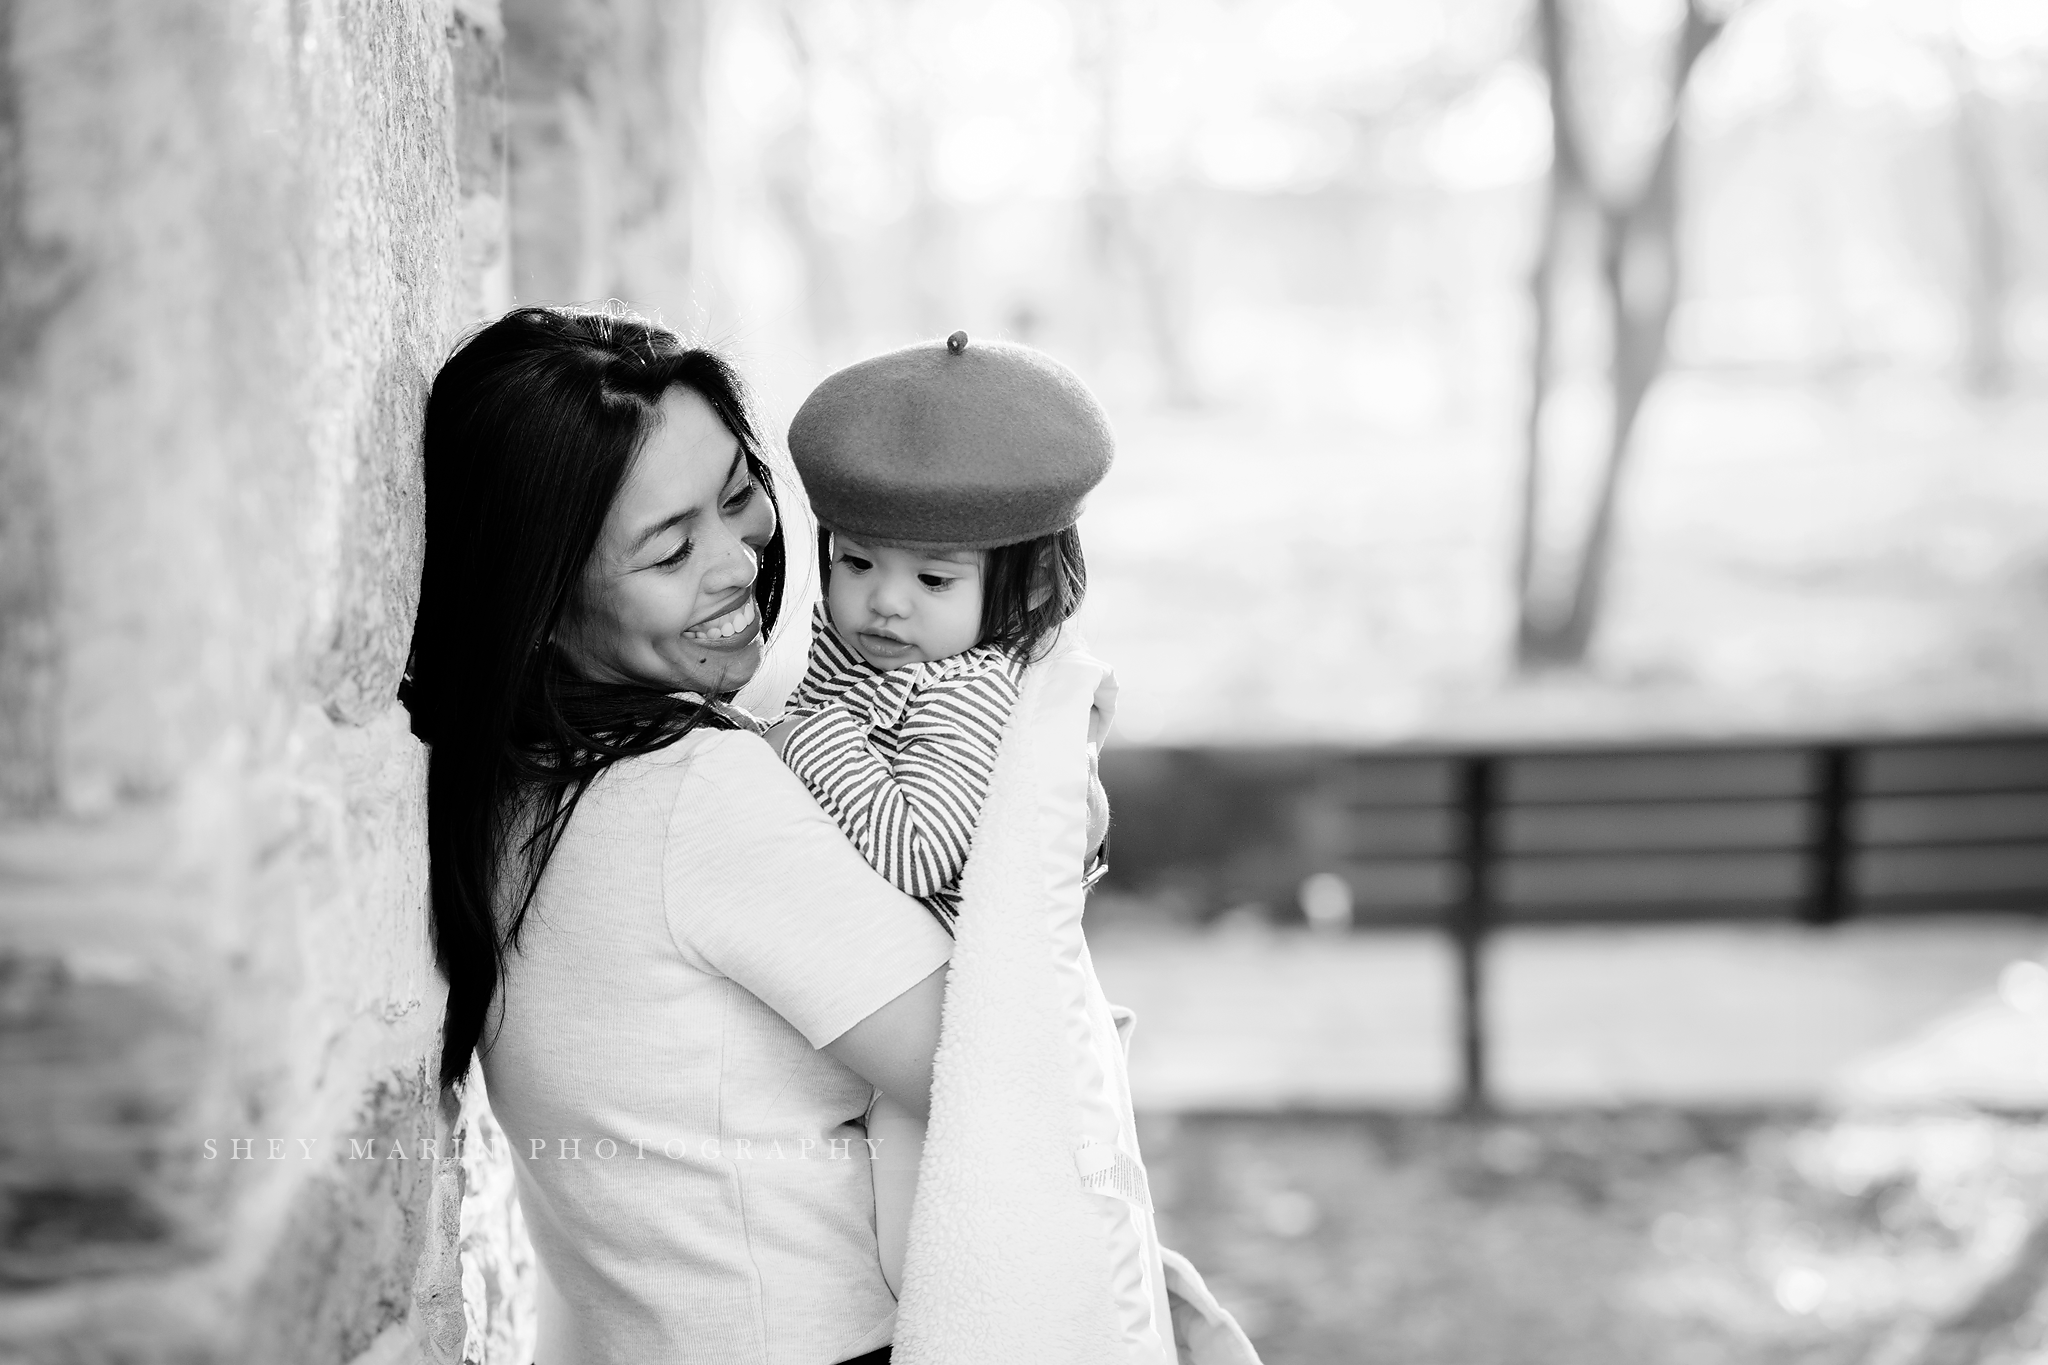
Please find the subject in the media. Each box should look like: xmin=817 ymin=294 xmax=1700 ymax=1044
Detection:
xmin=871 ymin=581 xmax=912 ymax=616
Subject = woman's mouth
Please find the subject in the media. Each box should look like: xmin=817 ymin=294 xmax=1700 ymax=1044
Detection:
xmin=683 ymin=597 xmax=758 ymax=644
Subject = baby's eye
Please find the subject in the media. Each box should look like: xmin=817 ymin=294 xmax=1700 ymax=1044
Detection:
xmin=838 ymin=553 xmax=873 ymax=574
xmin=917 ymin=573 xmax=955 ymax=590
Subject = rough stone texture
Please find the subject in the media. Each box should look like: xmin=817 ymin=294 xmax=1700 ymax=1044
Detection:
xmin=455 ymin=1075 xmax=535 ymax=1365
xmin=0 ymin=0 xmax=72 ymax=817
xmin=450 ymin=1 xmax=511 ymax=329
xmin=0 ymin=0 xmax=504 ymax=1360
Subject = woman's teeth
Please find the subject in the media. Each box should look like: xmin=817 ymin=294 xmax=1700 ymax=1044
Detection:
xmin=683 ymin=598 xmax=756 ymax=642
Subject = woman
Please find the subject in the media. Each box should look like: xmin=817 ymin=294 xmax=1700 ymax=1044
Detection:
xmin=405 ymin=306 xmax=949 ymax=1365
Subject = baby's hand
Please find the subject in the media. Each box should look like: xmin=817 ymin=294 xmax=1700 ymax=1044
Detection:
xmin=764 ymin=717 xmax=798 ymax=759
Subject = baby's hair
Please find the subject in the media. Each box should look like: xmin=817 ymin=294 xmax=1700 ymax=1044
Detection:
xmin=816 ymin=524 xmax=1087 ymax=664
xmin=978 ymin=527 xmax=1086 ymax=662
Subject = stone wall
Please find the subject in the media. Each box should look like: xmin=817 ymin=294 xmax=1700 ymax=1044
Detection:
xmin=0 ymin=0 xmax=507 ymax=1360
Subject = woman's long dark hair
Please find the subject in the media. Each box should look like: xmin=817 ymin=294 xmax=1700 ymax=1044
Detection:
xmin=403 ymin=306 xmax=786 ymax=1089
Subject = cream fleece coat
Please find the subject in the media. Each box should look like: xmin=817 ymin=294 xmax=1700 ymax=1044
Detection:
xmin=890 ymin=632 xmax=1259 ymax=1365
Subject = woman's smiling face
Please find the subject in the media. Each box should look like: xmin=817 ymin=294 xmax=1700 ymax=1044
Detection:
xmin=558 ymin=386 xmax=777 ymax=695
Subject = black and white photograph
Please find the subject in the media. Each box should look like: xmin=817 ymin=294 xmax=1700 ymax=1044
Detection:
xmin=4 ymin=1 xmax=2048 ymax=1362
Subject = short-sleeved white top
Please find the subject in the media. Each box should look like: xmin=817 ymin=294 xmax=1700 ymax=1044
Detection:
xmin=479 ymin=728 xmax=954 ymax=1365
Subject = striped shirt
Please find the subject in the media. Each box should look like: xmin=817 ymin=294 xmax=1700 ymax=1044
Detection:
xmin=782 ymin=606 xmax=1025 ymax=930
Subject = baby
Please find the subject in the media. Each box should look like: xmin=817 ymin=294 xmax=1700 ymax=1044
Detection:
xmin=770 ymin=330 xmax=1114 ymax=1293
xmin=773 ymin=330 xmax=1111 ymax=924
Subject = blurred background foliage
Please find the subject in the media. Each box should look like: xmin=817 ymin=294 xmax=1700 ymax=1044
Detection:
xmin=630 ymin=0 xmax=2048 ymax=745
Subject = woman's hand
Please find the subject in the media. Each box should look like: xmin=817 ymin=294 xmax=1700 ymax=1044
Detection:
xmin=821 ymin=964 xmax=947 ymax=1120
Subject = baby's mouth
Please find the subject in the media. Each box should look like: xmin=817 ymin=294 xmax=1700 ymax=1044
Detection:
xmin=858 ymin=629 xmax=914 ymax=653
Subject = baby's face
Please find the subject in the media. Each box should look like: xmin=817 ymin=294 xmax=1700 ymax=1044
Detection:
xmin=825 ymin=534 xmax=986 ymax=668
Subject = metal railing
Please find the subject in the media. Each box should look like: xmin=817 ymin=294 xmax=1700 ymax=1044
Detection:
xmin=1099 ymin=732 xmax=2048 ymax=1111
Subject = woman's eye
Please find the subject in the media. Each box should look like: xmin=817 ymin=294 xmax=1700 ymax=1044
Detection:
xmin=657 ymin=538 xmax=695 ymax=568
xmin=722 ymin=480 xmax=756 ymax=512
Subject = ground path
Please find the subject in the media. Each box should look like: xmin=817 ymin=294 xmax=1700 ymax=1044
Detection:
xmin=1090 ymin=915 xmax=2048 ymax=1111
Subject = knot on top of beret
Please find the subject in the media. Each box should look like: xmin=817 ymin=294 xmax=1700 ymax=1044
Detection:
xmin=789 ymin=336 xmax=1114 ymax=551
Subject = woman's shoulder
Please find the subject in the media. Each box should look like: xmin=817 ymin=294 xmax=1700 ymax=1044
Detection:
xmin=573 ymin=726 xmax=783 ymax=829
xmin=599 ymin=722 xmax=764 ymax=775
xmin=643 ymin=724 xmax=834 ymax=833
xmin=660 ymin=723 xmax=790 ymax=787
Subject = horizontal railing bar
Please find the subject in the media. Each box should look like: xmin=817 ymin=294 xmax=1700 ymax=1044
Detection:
xmin=1851 ymin=892 xmax=2048 ymax=910
xmin=1339 ymin=793 xmax=1810 ymax=812
xmin=1326 ymin=836 xmax=2048 ymax=865
xmin=1108 ymin=733 xmax=2048 ymax=761
xmin=1490 ymin=903 xmax=1810 ymax=922
xmin=1339 ymin=899 xmax=1824 ymax=921
xmin=1436 ymin=846 xmax=1809 ymax=861
xmin=1334 ymin=784 xmax=2048 ymax=814
xmin=1329 ymin=893 xmax=2048 ymax=921
xmin=1339 ymin=891 xmax=2048 ymax=907
xmin=1851 ymin=836 xmax=2048 ymax=854
xmin=1857 ymin=783 xmax=2048 ymax=799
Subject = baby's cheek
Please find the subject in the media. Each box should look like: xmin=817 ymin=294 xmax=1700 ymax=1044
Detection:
xmin=822 ymin=576 xmax=859 ymax=627
xmin=945 ymin=588 xmax=988 ymax=653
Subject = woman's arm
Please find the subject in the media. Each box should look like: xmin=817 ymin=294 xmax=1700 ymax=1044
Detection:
xmin=663 ymin=732 xmax=953 ymax=1094
xmin=821 ymin=963 xmax=946 ymax=1120
xmin=828 ymin=963 xmax=945 ymax=1299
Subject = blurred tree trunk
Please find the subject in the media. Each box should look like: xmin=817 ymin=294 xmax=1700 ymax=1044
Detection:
xmin=1514 ymin=0 xmax=1728 ymax=670
xmin=503 ymin=0 xmax=707 ymax=308
xmin=1948 ymin=46 xmax=2012 ymax=397
xmin=767 ymin=3 xmax=851 ymax=357
xmin=1077 ymin=0 xmax=1200 ymax=407
xmin=898 ymin=47 xmax=953 ymax=342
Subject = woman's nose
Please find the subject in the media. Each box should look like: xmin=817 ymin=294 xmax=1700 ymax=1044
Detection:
xmin=701 ymin=528 xmax=758 ymax=594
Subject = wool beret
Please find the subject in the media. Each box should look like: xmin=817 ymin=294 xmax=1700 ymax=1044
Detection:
xmin=788 ymin=333 xmax=1114 ymax=550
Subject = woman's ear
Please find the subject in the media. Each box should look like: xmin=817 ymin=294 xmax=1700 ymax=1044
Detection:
xmin=549 ymin=604 xmax=588 ymax=677
xmin=550 ymin=573 xmax=605 ymax=681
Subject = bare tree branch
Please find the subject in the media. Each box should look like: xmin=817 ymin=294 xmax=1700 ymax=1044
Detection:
xmin=1515 ymin=0 xmax=1733 ymax=668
